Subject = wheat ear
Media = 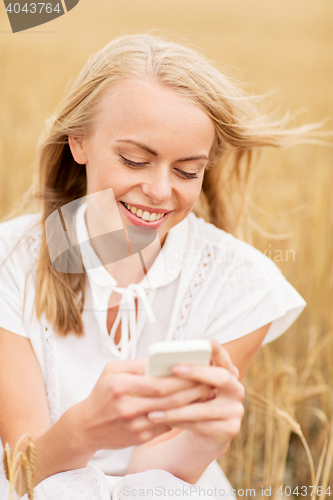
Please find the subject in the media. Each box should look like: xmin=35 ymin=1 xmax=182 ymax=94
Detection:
xmin=2 ymin=434 xmax=37 ymax=500
xmin=2 ymin=445 xmax=10 ymax=481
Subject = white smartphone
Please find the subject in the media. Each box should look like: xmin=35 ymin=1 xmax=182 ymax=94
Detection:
xmin=146 ymin=339 xmax=212 ymax=377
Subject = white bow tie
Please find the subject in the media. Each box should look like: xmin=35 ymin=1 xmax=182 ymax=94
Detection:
xmin=84 ymin=253 xmax=158 ymax=359
xmin=107 ymin=283 xmax=156 ymax=359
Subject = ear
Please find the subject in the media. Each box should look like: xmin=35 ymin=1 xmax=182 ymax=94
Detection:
xmin=68 ymin=135 xmax=88 ymax=165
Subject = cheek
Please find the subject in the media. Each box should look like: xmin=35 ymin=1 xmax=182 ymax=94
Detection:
xmin=180 ymin=182 xmax=202 ymax=207
xmin=87 ymin=160 xmax=127 ymax=193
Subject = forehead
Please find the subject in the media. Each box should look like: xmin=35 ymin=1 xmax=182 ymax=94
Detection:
xmin=92 ymin=79 xmax=215 ymax=153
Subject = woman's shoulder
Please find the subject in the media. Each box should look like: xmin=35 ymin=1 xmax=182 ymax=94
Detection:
xmin=187 ymin=212 xmax=283 ymax=283
xmin=0 ymin=213 xmax=42 ymax=264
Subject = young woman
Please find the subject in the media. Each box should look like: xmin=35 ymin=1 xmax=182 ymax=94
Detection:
xmin=0 ymin=34 xmax=310 ymax=499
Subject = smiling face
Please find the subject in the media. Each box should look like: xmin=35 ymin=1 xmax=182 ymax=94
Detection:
xmin=68 ymin=78 xmax=215 ymax=247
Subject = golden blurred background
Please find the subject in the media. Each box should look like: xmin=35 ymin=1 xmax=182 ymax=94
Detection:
xmin=1 ymin=0 xmax=332 ymax=496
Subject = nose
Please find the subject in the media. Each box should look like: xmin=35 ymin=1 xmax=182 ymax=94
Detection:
xmin=140 ymin=164 xmax=172 ymax=205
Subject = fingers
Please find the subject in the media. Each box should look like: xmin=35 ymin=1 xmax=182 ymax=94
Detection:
xmin=145 ymin=362 xmax=245 ymax=426
xmin=112 ymin=383 xmax=213 ymax=419
xmin=171 ymin=363 xmax=243 ymax=396
xmin=107 ymin=372 xmax=198 ymax=398
xmin=210 ymin=340 xmax=239 ymax=379
xmin=147 ymin=395 xmax=244 ymax=424
xmin=170 ymin=419 xmax=241 ymax=440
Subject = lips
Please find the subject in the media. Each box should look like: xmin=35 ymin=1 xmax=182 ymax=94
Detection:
xmin=121 ymin=202 xmax=166 ymax=221
xmin=119 ymin=201 xmax=171 ymax=228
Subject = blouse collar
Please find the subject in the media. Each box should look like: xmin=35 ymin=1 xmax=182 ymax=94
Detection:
xmin=75 ymin=201 xmax=188 ymax=359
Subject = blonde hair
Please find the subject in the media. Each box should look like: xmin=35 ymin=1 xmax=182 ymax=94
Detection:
xmin=6 ymin=33 xmax=322 ymax=336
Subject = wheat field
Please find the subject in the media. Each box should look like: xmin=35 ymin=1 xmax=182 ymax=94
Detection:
xmin=0 ymin=0 xmax=332 ymax=498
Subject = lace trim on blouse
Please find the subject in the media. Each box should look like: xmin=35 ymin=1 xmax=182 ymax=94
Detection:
xmin=174 ymin=243 xmax=216 ymax=340
xmin=24 ymin=227 xmax=59 ymax=425
xmin=41 ymin=313 xmax=58 ymax=425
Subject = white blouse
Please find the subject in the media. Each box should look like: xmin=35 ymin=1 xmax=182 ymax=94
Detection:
xmin=0 ymin=207 xmax=306 ymax=489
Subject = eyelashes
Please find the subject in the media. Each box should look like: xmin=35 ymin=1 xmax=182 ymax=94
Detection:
xmin=176 ymin=170 xmax=198 ymax=180
xmin=119 ymin=155 xmax=147 ymax=168
xmin=119 ymin=155 xmax=198 ymax=180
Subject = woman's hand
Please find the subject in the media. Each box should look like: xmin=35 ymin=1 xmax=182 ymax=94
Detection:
xmin=69 ymin=358 xmax=213 ymax=454
xmin=147 ymin=340 xmax=245 ymax=455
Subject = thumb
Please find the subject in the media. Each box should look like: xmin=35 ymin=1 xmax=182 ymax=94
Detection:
xmin=210 ymin=339 xmax=239 ymax=379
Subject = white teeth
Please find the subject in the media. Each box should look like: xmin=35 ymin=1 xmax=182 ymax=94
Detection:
xmin=123 ymin=202 xmax=166 ymax=222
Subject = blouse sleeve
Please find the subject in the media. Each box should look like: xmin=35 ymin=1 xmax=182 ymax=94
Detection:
xmin=0 ymin=220 xmax=34 ymax=339
xmin=203 ymin=236 xmax=306 ymax=346
xmin=204 ymin=277 xmax=306 ymax=345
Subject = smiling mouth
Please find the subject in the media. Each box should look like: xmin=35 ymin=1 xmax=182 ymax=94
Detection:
xmin=120 ymin=201 xmax=167 ymax=222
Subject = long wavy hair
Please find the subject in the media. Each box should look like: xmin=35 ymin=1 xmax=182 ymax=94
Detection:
xmin=5 ymin=33 xmax=322 ymax=336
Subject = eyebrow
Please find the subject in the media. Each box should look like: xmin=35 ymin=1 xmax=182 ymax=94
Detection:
xmin=115 ymin=139 xmax=209 ymax=162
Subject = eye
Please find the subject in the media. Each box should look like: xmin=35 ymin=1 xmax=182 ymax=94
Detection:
xmin=120 ymin=154 xmax=199 ymax=179
xmin=119 ymin=155 xmax=148 ymax=168
xmin=176 ymin=169 xmax=198 ymax=180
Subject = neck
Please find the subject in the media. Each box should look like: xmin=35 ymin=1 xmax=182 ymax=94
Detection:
xmin=85 ymin=209 xmax=167 ymax=287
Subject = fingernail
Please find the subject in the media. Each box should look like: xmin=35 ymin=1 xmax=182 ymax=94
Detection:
xmin=172 ymin=365 xmax=190 ymax=374
xmin=147 ymin=411 xmax=165 ymax=421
